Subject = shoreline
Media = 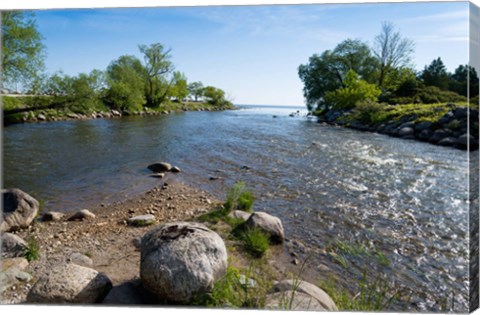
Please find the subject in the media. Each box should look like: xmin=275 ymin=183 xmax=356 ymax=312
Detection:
xmin=1 ymin=179 xmax=311 ymax=306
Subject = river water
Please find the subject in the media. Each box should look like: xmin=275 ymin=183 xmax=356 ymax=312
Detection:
xmin=3 ymin=105 xmax=470 ymax=312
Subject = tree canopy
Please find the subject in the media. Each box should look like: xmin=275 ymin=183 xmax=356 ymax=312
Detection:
xmin=1 ymin=11 xmax=45 ymax=91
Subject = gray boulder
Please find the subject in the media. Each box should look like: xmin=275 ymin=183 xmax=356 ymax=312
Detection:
xmin=268 ymin=280 xmax=338 ymax=311
xmin=0 ymin=257 xmax=31 ymax=293
xmin=68 ymin=252 xmax=93 ymax=267
xmin=415 ymin=121 xmax=433 ymax=132
xmin=1 ymin=233 xmax=28 ymax=258
xmin=456 ymin=133 xmax=474 ymax=149
xmin=171 ymin=166 xmax=181 ymax=173
xmin=102 ymin=279 xmax=154 ymax=305
xmin=147 ymin=162 xmax=172 ymax=173
xmin=27 ymin=263 xmax=112 ymax=304
xmin=1 ymin=188 xmax=40 ymax=232
xmin=140 ymin=221 xmax=227 ymax=303
xmin=398 ymin=127 xmax=414 ymax=137
xmin=42 ymin=211 xmax=65 ymax=222
xmin=431 ymin=129 xmax=450 ymax=143
xmin=437 ymin=137 xmax=457 ymax=147
xmin=228 ymin=210 xmax=251 ymax=221
xmin=245 ymin=212 xmax=285 ymax=244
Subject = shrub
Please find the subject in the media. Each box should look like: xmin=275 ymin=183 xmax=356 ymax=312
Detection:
xmin=239 ymin=227 xmax=270 ymax=258
xmin=415 ymin=86 xmax=467 ymax=104
xmin=24 ymin=237 xmax=39 ymax=262
xmin=224 ymin=182 xmax=255 ymax=213
xmin=352 ymin=101 xmax=389 ymax=125
xmin=324 ymin=70 xmax=381 ymax=110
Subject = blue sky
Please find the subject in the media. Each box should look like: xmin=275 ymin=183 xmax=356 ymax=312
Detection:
xmin=33 ymin=2 xmax=470 ymax=105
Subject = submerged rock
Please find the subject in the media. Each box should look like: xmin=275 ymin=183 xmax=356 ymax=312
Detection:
xmin=148 ymin=162 xmax=172 ymax=173
xmin=140 ymin=221 xmax=227 ymax=303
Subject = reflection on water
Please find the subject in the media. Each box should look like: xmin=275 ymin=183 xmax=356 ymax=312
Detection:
xmin=3 ymin=105 xmax=469 ymax=311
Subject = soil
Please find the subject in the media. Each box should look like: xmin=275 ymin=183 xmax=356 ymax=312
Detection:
xmin=1 ymin=179 xmax=310 ymax=305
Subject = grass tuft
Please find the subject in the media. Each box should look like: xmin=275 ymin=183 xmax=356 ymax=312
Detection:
xmin=23 ymin=237 xmax=39 ymax=262
xmin=224 ymin=181 xmax=255 ymax=213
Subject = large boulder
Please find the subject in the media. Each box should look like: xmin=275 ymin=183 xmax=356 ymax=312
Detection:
xmin=245 ymin=212 xmax=285 ymax=244
xmin=267 ymin=280 xmax=338 ymax=311
xmin=1 ymin=233 xmax=28 ymax=258
xmin=27 ymin=263 xmax=112 ymax=304
xmin=147 ymin=162 xmax=172 ymax=173
xmin=1 ymin=189 xmax=39 ymax=232
xmin=140 ymin=221 xmax=227 ymax=303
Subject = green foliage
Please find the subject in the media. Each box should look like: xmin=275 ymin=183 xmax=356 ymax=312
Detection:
xmin=198 ymin=265 xmax=245 ymax=307
xmin=1 ymin=11 xmax=45 ymax=90
xmin=238 ymin=227 xmax=270 ymax=258
xmin=420 ymin=57 xmax=450 ymax=90
xmin=298 ymin=39 xmax=378 ymax=110
xmin=23 ymin=237 xmax=39 ymax=262
xmin=203 ymin=86 xmax=230 ymax=107
xmin=104 ymin=55 xmax=146 ymax=111
xmin=415 ymin=86 xmax=467 ymax=104
xmin=170 ymin=71 xmax=188 ymax=102
xmin=224 ymin=182 xmax=255 ymax=213
xmin=324 ymin=70 xmax=381 ymax=110
xmin=2 ymin=96 xmax=23 ymax=111
xmin=319 ymin=273 xmax=403 ymax=311
xmin=188 ymin=81 xmax=204 ymax=101
xmin=352 ymin=101 xmax=389 ymax=125
xmin=449 ymin=64 xmax=479 ymax=98
xmin=327 ymin=240 xmax=390 ymax=268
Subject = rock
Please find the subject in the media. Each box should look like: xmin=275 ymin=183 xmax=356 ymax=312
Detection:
xmin=266 ymin=291 xmax=327 ymax=311
xmin=453 ymin=107 xmax=468 ymax=119
xmin=0 ymin=259 xmax=31 ymax=293
xmin=102 ymin=279 xmax=154 ymax=305
xmin=68 ymin=209 xmax=96 ymax=221
xmin=456 ymin=133 xmax=475 ymax=149
xmin=37 ymin=114 xmax=46 ymax=121
xmin=267 ymin=279 xmax=338 ymax=311
xmin=147 ymin=162 xmax=172 ymax=173
xmin=1 ymin=257 xmax=29 ymax=272
xmin=128 ymin=214 xmax=155 ymax=227
xmin=150 ymin=173 xmax=165 ymax=178
xmin=437 ymin=137 xmax=457 ymax=147
xmin=418 ymin=129 xmax=433 ymax=141
xmin=1 ymin=188 xmax=40 ymax=232
xmin=140 ymin=221 xmax=227 ymax=303
xmin=68 ymin=252 xmax=93 ymax=267
xmin=27 ymin=263 xmax=112 ymax=304
xmin=132 ymin=237 xmax=142 ymax=249
xmin=415 ymin=121 xmax=433 ymax=131
xmin=111 ymin=110 xmax=122 ymax=117
xmin=1 ymin=233 xmax=28 ymax=258
xmin=228 ymin=210 xmax=251 ymax=221
xmin=430 ymin=129 xmax=451 ymax=143
xmin=42 ymin=211 xmax=65 ymax=222
xmin=245 ymin=212 xmax=285 ymax=244
xmin=209 ymin=176 xmax=220 ymax=181
xmin=67 ymin=113 xmax=79 ymax=119
xmin=398 ymin=127 xmax=414 ymax=137
xmin=239 ymin=274 xmax=257 ymax=288
xmin=171 ymin=166 xmax=181 ymax=173
xmin=438 ymin=111 xmax=454 ymax=125
xmin=398 ymin=121 xmax=415 ymax=130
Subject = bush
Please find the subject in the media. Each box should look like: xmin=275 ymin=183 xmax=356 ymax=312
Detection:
xmin=324 ymin=70 xmax=381 ymax=110
xmin=239 ymin=227 xmax=270 ymax=258
xmin=224 ymin=182 xmax=255 ymax=213
xmin=352 ymin=101 xmax=389 ymax=125
xmin=415 ymin=86 xmax=467 ymax=104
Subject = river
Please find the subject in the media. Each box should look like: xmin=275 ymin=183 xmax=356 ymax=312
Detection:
xmin=3 ymin=105 xmax=471 ymax=312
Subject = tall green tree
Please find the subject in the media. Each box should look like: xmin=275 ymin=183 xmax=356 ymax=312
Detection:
xmin=139 ymin=43 xmax=174 ymax=106
xmin=373 ymin=22 xmax=415 ymax=87
xmin=449 ymin=64 xmax=479 ymax=98
xmin=104 ymin=55 xmax=146 ymax=111
xmin=188 ymin=81 xmax=204 ymax=101
xmin=420 ymin=57 xmax=450 ymax=90
xmin=298 ymin=39 xmax=378 ymax=110
xmin=1 ymin=11 xmax=45 ymax=91
xmin=170 ymin=71 xmax=188 ymax=102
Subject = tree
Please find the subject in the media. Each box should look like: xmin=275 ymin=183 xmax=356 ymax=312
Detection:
xmin=373 ymin=22 xmax=415 ymax=87
xmin=298 ymin=39 xmax=378 ymax=110
xmin=203 ymin=86 xmax=229 ymax=106
xmin=104 ymin=55 xmax=146 ymax=111
xmin=420 ymin=57 xmax=450 ymax=90
xmin=187 ymin=81 xmax=204 ymax=101
xmin=1 ymin=11 xmax=45 ymax=91
xmin=449 ymin=64 xmax=479 ymax=98
xmin=139 ymin=43 xmax=174 ymax=106
xmin=324 ymin=70 xmax=381 ymax=110
xmin=170 ymin=71 xmax=188 ymax=102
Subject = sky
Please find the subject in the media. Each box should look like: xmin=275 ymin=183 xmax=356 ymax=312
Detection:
xmin=26 ymin=1 xmax=471 ymax=105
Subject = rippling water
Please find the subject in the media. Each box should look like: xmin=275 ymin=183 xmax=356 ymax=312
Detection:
xmin=3 ymin=105 xmax=470 ymax=311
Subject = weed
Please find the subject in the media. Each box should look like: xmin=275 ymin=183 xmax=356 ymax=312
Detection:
xmin=224 ymin=182 xmax=255 ymax=213
xmin=239 ymin=227 xmax=270 ymax=258
xmin=24 ymin=237 xmax=39 ymax=262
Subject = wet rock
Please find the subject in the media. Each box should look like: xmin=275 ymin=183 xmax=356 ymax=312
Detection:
xmin=68 ymin=209 xmax=96 ymax=221
xmin=267 ymin=280 xmax=338 ymax=311
xmin=111 ymin=110 xmax=122 ymax=117
xmin=438 ymin=111 xmax=454 ymax=125
xmin=128 ymin=214 xmax=156 ymax=227
xmin=150 ymin=173 xmax=165 ymax=178
xmin=415 ymin=121 xmax=433 ymax=131
xmin=148 ymin=162 xmax=172 ymax=173
xmin=1 ymin=233 xmax=28 ymax=258
xmin=171 ymin=166 xmax=181 ymax=173
xmin=27 ymin=263 xmax=112 ymax=304
xmin=437 ymin=137 xmax=457 ymax=147
xmin=453 ymin=107 xmax=468 ymax=119
xmin=418 ymin=129 xmax=433 ymax=141
xmin=1 ymin=188 xmax=40 ymax=232
xmin=37 ymin=114 xmax=46 ymax=121
xmin=245 ymin=212 xmax=285 ymax=244
xmin=140 ymin=221 xmax=227 ymax=303
xmin=228 ymin=210 xmax=251 ymax=221
xmin=456 ymin=133 xmax=475 ymax=149
xmin=68 ymin=252 xmax=93 ymax=267
xmin=42 ymin=211 xmax=65 ymax=222
xmin=430 ymin=129 xmax=450 ymax=143
xmin=398 ymin=127 xmax=414 ymax=137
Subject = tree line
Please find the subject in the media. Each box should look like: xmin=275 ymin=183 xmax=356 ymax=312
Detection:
xmin=298 ymin=22 xmax=479 ymax=112
xmin=1 ymin=11 xmax=232 ymax=114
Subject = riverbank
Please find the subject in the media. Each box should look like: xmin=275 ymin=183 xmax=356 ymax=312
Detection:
xmin=2 ymin=95 xmax=235 ymax=125
xmin=315 ymin=102 xmax=479 ymax=150
xmin=1 ymin=179 xmax=325 ymax=308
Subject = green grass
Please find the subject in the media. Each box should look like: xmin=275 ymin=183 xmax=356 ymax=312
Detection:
xmin=23 ymin=237 xmax=39 ymax=262
xmin=238 ymin=227 xmax=270 ymax=258
xmin=327 ymin=240 xmax=390 ymax=267
xmin=224 ymin=181 xmax=255 ymax=213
